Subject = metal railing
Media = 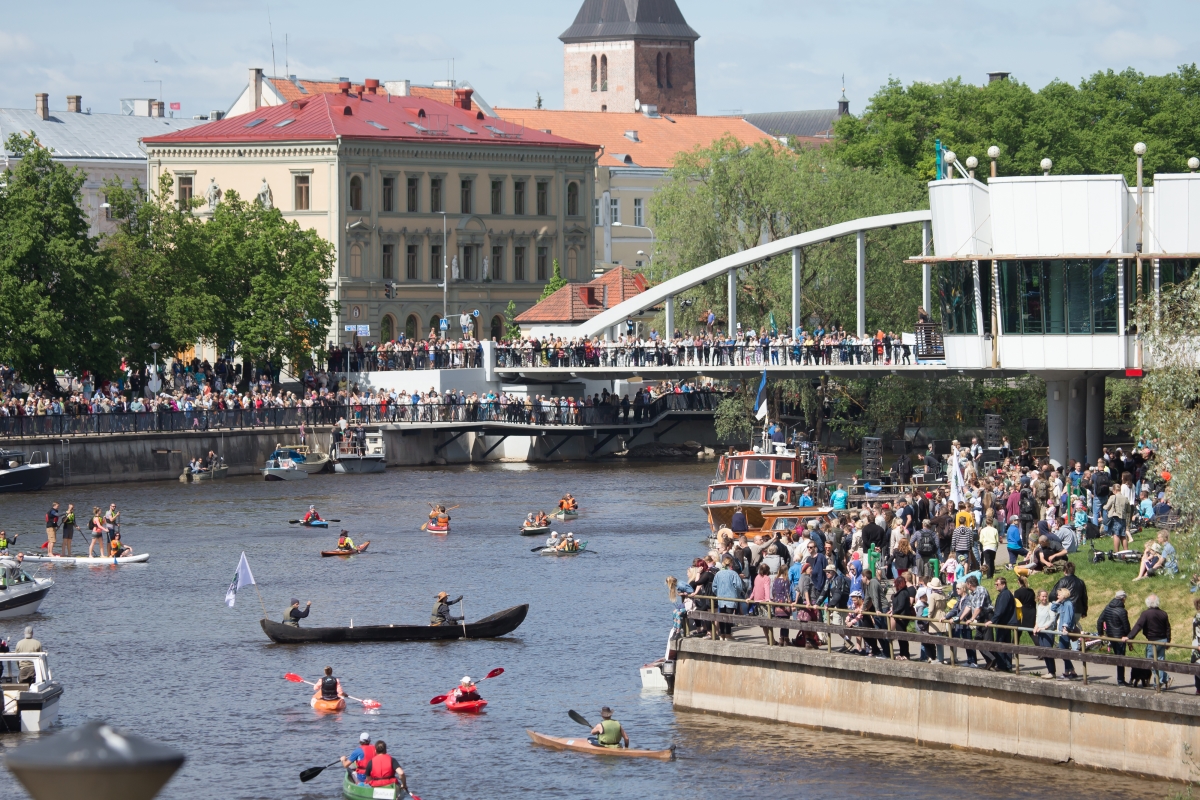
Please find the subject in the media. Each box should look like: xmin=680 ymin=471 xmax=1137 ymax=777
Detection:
xmin=495 ymin=341 xmax=917 ymax=369
xmin=328 ymin=345 xmax=484 ymax=373
xmin=915 ymin=323 xmax=945 ymax=360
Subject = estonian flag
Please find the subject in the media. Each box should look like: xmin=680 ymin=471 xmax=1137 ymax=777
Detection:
xmin=754 ymin=369 xmax=769 ymax=421
xmin=225 ymin=552 xmax=256 ymax=608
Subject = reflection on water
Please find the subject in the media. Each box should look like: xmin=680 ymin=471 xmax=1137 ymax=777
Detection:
xmin=0 ymin=461 xmax=1176 ymax=800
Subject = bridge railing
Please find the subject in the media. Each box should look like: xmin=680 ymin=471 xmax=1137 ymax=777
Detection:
xmin=915 ymin=323 xmax=945 ymax=360
xmin=495 ymin=341 xmax=917 ymax=369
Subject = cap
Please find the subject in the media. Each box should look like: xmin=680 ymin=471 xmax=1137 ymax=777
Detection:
xmin=928 ymin=578 xmax=943 ymax=589
xmin=600 ymin=706 xmax=613 ymax=717
xmin=461 ymin=676 xmax=472 ymax=684
xmin=24 ymin=626 xmax=32 ymax=636
xmin=436 ymin=591 xmax=448 ymax=599
xmin=824 ymin=564 xmax=836 ymax=571
xmin=359 ymin=732 xmax=371 ymax=743
xmin=850 ymin=590 xmax=863 ymax=598
xmin=1114 ymin=590 xmax=1127 ymax=599
xmin=290 ymin=598 xmax=299 ymax=606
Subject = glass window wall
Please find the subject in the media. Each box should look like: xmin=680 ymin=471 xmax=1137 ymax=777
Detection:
xmin=995 ymin=259 xmax=1117 ymax=334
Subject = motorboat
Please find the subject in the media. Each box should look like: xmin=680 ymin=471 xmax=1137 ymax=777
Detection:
xmin=0 ymin=450 xmax=50 ymax=493
xmin=639 ymin=657 xmax=675 ymax=691
xmin=332 ymin=432 xmax=386 ymax=474
xmin=702 ymin=439 xmax=837 ymax=535
xmin=268 ymin=446 xmax=330 ymax=474
xmin=262 ymin=456 xmax=308 ymax=481
xmin=0 ymin=558 xmax=52 ymax=617
xmin=0 ymin=651 xmax=62 ymax=732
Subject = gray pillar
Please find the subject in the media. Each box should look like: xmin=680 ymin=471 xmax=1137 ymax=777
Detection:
xmin=921 ymin=221 xmax=932 ymax=313
xmin=791 ymin=246 xmax=802 ymax=337
xmin=1067 ymin=377 xmax=1087 ymax=466
xmin=727 ymin=270 xmax=737 ymax=333
xmin=856 ymin=230 xmax=866 ymax=336
xmin=1086 ymin=374 xmax=1106 ymax=465
xmin=1046 ymin=380 xmax=1068 ymax=468
xmin=665 ymin=296 xmax=675 ymax=338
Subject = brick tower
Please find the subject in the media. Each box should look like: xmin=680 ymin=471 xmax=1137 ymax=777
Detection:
xmin=560 ymin=0 xmax=700 ymax=115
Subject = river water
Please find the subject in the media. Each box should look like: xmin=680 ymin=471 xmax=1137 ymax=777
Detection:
xmin=0 ymin=463 xmax=1173 ymax=800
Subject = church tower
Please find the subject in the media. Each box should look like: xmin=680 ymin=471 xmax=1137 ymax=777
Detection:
xmin=560 ymin=0 xmax=700 ymax=115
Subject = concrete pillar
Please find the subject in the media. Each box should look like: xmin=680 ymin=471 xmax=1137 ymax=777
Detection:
xmin=1046 ymin=380 xmax=1068 ymax=468
xmin=791 ymin=247 xmax=802 ymax=337
xmin=665 ymin=296 xmax=675 ymax=338
xmin=727 ymin=270 xmax=737 ymax=333
xmin=1067 ymin=377 xmax=1087 ymax=466
xmin=1086 ymin=374 xmax=1106 ymax=465
xmin=856 ymin=230 xmax=866 ymax=336
xmin=921 ymin=221 xmax=932 ymax=314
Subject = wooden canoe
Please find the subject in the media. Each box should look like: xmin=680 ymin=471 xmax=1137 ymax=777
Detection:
xmin=526 ymin=730 xmax=674 ymax=760
xmin=551 ymin=509 xmax=578 ymax=520
xmin=259 ymin=603 xmax=528 ymax=643
xmin=321 ymin=541 xmax=370 ymax=557
xmin=520 ymin=524 xmax=552 ymax=536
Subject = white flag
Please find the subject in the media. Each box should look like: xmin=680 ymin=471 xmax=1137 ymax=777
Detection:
xmin=225 ymin=552 xmax=256 ymax=607
xmin=755 ymin=400 xmax=769 ymax=421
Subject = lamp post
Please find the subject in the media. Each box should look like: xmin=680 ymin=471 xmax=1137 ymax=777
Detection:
xmin=148 ymin=343 xmax=161 ymax=394
xmin=440 ymin=211 xmax=449 ymax=339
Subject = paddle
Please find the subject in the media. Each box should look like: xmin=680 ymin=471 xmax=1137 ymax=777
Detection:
xmin=421 ymin=505 xmax=459 ymax=531
xmin=568 ymin=709 xmax=593 ymax=728
xmin=299 ymin=760 xmax=341 ymax=782
xmin=288 ymin=519 xmax=340 ymax=524
xmin=429 ymin=667 xmax=505 ymax=704
xmin=283 ymin=673 xmax=382 ymax=709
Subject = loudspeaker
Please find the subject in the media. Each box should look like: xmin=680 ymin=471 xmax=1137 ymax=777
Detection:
xmin=862 ymin=437 xmax=883 ymax=482
xmin=983 ymin=414 xmax=1003 ymax=448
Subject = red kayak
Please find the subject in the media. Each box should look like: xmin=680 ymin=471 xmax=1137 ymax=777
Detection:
xmin=443 ymin=697 xmax=487 ymax=713
xmin=426 ymin=523 xmax=450 ymax=534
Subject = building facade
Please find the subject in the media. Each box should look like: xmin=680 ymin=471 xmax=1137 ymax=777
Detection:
xmin=560 ymin=0 xmax=700 ymax=115
xmin=143 ymin=87 xmax=596 ymax=347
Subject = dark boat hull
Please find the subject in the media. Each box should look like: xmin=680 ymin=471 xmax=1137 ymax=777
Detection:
xmin=0 ymin=463 xmax=50 ymax=493
xmin=259 ymin=604 xmax=529 ymax=643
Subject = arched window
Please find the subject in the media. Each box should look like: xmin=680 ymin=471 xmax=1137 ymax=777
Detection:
xmin=666 ymin=53 xmax=673 ymax=88
xmin=405 ymin=314 xmax=420 ymax=340
xmin=600 ymin=55 xmax=608 ymax=92
xmin=349 ymin=244 xmax=362 ymax=278
xmin=567 ymin=248 xmax=578 ymax=279
xmin=381 ymin=314 xmax=395 ymax=342
xmin=590 ymin=55 xmax=597 ymax=92
xmin=566 ymin=182 xmax=579 ymax=216
xmin=349 ymin=175 xmax=363 ymax=211
xmin=656 ymin=53 xmax=663 ymax=88
xmin=429 ymin=314 xmax=442 ymax=337
xmin=491 ymin=314 xmax=505 ymax=341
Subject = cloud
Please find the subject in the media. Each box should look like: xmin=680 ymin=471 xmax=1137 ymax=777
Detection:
xmin=1096 ymin=30 xmax=1183 ymax=60
xmin=0 ymin=30 xmax=37 ymax=63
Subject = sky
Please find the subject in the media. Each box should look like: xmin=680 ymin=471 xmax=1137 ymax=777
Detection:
xmin=1 ymin=0 xmax=1197 ymax=118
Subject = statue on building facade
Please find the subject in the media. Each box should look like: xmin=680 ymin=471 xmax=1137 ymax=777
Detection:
xmin=256 ymin=178 xmax=273 ymax=209
xmin=451 ymin=255 xmax=459 ymax=280
xmin=205 ymin=178 xmax=221 ymax=211
xmin=482 ymin=256 xmax=490 ymax=282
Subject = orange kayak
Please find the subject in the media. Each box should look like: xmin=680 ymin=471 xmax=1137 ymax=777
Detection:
xmin=311 ymin=696 xmax=346 ymax=713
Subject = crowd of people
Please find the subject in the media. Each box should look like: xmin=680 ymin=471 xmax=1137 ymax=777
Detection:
xmin=672 ymin=439 xmax=1191 ymax=690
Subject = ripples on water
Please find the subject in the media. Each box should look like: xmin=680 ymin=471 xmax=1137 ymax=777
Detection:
xmin=0 ymin=462 xmax=1175 ymax=799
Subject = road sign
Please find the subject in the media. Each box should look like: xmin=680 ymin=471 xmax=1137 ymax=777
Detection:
xmin=357 ymin=325 xmax=370 ymax=336
xmin=344 ymin=325 xmax=358 ymax=332
xmin=439 ymin=319 xmax=449 ymax=331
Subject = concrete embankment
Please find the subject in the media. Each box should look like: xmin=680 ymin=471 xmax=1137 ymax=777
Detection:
xmin=673 ymin=637 xmax=1200 ymax=781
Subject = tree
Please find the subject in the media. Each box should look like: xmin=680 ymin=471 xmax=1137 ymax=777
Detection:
xmin=503 ymin=299 xmax=522 ymax=340
xmin=0 ymin=133 xmax=122 ymax=386
xmin=714 ymin=390 xmax=754 ymax=446
xmin=539 ymin=258 xmax=568 ymax=301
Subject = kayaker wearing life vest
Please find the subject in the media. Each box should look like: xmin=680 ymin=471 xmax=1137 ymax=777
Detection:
xmin=303 ymin=506 xmax=323 ymax=524
xmin=340 ymin=732 xmax=375 ymax=784
xmin=451 ymin=676 xmax=481 ymax=703
xmin=365 ymin=740 xmax=407 ymax=792
xmin=428 ymin=505 xmax=450 ymax=527
xmin=430 ymin=592 xmax=463 ymax=626
xmin=109 ymin=532 xmax=132 ymax=558
xmin=0 ymin=530 xmax=16 ymax=554
xmin=283 ymin=598 xmax=311 ymax=627
xmin=337 ymin=531 xmax=356 ymax=551
xmin=558 ymin=495 xmax=578 ymax=511
xmin=313 ymin=666 xmax=346 ymax=704
xmin=588 ymin=706 xmax=629 ymax=749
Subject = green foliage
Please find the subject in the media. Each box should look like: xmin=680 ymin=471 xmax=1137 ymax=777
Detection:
xmin=834 ymin=66 xmax=1200 ymax=182
xmin=714 ymin=391 xmax=754 ymax=446
xmin=503 ymin=300 xmax=522 ymax=340
xmin=0 ymin=133 xmax=122 ymax=386
xmin=540 ymin=257 xmax=568 ymax=301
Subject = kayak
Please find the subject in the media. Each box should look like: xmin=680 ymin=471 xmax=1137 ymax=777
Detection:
xmin=526 ymin=730 xmax=675 ymax=760
xmin=520 ymin=524 xmax=551 ymax=536
xmin=321 ymin=541 xmax=370 ymax=557
xmin=426 ymin=523 xmax=450 ymax=534
xmin=342 ymin=773 xmax=408 ymax=800
xmin=311 ymin=696 xmax=346 ymax=713
xmin=300 ymin=520 xmax=329 ymax=528
xmin=443 ymin=697 xmax=487 ymax=713
xmin=539 ymin=541 xmax=587 ymax=556
xmin=20 ymin=553 xmax=150 ymax=565
xmin=551 ymin=509 xmax=578 ymax=520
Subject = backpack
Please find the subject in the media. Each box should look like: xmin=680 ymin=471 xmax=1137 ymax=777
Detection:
xmin=1095 ymin=471 xmax=1112 ymax=498
xmin=916 ymin=529 xmax=937 ymax=557
xmin=1019 ymin=495 xmax=1036 ymax=518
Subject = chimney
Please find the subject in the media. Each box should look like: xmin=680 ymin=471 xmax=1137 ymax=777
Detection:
xmin=151 ymin=101 xmax=165 ymax=117
xmin=338 ymin=81 xmax=351 ymax=95
xmin=384 ymin=80 xmax=411 ymax=96
xmin=211 ymin=110 xmax=225 ymax=121
xmin=364 ymin=79 xmax=379 ymax=95
xmin=352 ymin=84 xmax=365 ymax=96
xmin=66 ymin=95 xmax=82 ymax=113
xmin=34 ymin=93 xmax=49 ymax=120
xmin=987 ymin=72 xmax=1010 ymax=84
xmin=454 ymin=88 xmax=474 ymax=111
xmin=249 ymin=67 xmax=263 ymax=110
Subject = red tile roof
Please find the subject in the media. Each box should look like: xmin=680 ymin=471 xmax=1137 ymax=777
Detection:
xmin=143 ymin=93 xmax=597 ymax=150
xmin=267 ymin=78 xmax=470 ymax=109
xmin=516 ymin=267 xmax=650 ymax=324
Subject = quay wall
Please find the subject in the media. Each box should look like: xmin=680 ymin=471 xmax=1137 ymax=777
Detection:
xmin=673 ymin=638 xmax=1200 ymax=782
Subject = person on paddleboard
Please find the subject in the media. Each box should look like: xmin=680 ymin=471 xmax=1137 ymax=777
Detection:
xmin=451 ymin=676 xmax=481 ymax=704
xmin=337 ymin=530 xmax=356 ymax=551
xmin=303 ymin=505 xmax=323 ymax=524
xmin=314 ymin=666 xmax=347 ymax=705
xmin=108 ymin=531 xmax=132 ymax=558
xmin=284 ymin=598 xmax=312 ymax=627
xmin=340 ymin=732 xmax=374 ymax=785
xmin=365 ymin=740 xmax=408 ymax=793
xmin=589 ymin=707 xmax=629 ymax=749
xmin=430 ymin=591 xmax=463 ymax=626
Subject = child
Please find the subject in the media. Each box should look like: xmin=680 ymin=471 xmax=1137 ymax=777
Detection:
xmin=941 ymin=554 xmax=960 ymax=588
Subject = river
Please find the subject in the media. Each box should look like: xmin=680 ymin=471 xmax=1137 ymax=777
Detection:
xmin=0 ymin=462 xmax=1173 ymax=799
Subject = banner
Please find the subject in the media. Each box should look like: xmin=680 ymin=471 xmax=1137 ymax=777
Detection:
xmin=753 ymin=369 xmax=768 ymax=418
xmin=225 ymin=552 xmax=256 ymax=607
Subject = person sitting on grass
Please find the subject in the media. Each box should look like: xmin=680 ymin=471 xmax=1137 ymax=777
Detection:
xmin=1134 ymin=532 xmax=1177 ymax=581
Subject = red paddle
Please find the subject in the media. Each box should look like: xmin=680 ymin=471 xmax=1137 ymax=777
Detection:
xmin=429 ymin=667 xmax=504 ymax=704
xmin=283 ymin=672 xmax=382 ymax=709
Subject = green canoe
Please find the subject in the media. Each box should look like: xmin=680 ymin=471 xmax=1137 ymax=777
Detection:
xmin=551 ymin=509 xmax=578 ymax=520
xmin=343 ymin=773 xmax=407 ymax=800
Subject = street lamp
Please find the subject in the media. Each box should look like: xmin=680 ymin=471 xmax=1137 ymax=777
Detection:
xmin=439 ymin=211 xmax=449 ymax=339
xmin=148 ymin=343 xmax=161 ymax=393
xmin=636 ymin=249 xmax=654 ymax=280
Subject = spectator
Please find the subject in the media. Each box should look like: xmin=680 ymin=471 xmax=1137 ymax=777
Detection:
xmin=1134 ymin=531 xmax=1177 ymax=580
xmin=1032 ymin=590 xmax=1060 ymax=678
xmin=1050 ymin=561 xmax=1089 ymax=618
xmin=987 ymin=576 xmax=1016 ymax=672
xmin=1050 ymin=587 xmax=1080 ymax=681
xmin=1096 ymin=590 xmax=1132 ymax=686
xmin=1125 ymin=593 xmax=1172 ymax=688
xmin=1191 ymin=598 xmax=1200 ymax=696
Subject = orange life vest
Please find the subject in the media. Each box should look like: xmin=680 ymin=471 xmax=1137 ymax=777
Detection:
xmin=367 ymin=753 xmax=396 ymax=786
xmin=355 ymin=744 xmax=376 ymax=772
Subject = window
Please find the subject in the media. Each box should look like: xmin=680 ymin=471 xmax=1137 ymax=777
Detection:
xmin=382 ymin=176 xmax=394 ymax=212
xmin=349 ymin=244 xmax=363 ymax=278
xmin=406 ymin=245 xmax=418 ymax=280
xmin=633 ymin=197 xmax=643 ymax=227
xmin=600 ymin=54 xmax=608 ymax=92
xmin=490 ymin=314 xmax=504 ymax=341
xmin=405 ymin=314 xmax=419 ymax=340
xmin=656 ymin=53 xmax=664 ymax=88
xmin=666 ymin=52 xmax=673 ymax=88
xmin=491 ymin=180 xmax=503 ymax=214
xmin=593 ymin=198 xmax=600 ymax=226
xmin=381 ymin=315 xmax=394 ymax=342
xmin=430 ymin=178 xmax=442 ymax=213
xmin=430 ymin=314 xmax=441 ymax=335
xmin=609 ymin=197 xmax=620 ymax=225
xmin=536 ymin=182 xmax=548 ymax=216
xmin=591 ymin=56 xmax=598 ymax=92
xmin=566 ymin=182 xmax=579 ymax=217
xmin=491 ymin=245 xmax=504 ymax=281
xmin=537 ymin=246 xmax=549 ymax=281
xmin=461 ymin=179 xmax=472 ymax=214
xmin=177 ymin=175 xmax=193 ymax=209
xmin=407 ymin=177 xmax=419 ymax=212
xmin=294 ymin=175 xmax=310 ymax=211
xmin=102 ymin=193 xmax=112 ymax=220
xmin=514 ymin=246 xmax=526 ymax=281
xmin=431 ymin=244 xmax=442 ymax=280
xmin=349 ymin=176 xmax=363 ymax=211
xmin=746 ymin=459 xmax=772 ymax=479
xmin=513 ymin=181 xmax=525 ymax=215
xmin=460 ymin=247 xmax=473 ymax=280
xmin=382 ymin=244 xmax=394 ymax=280
xmin=567 ymin=248 xmax=578 ymax=278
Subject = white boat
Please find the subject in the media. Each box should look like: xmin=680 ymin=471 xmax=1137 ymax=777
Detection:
xmin=19 ymin=553 xmax=150 ymax=565
xmin=332 ymin=433 xmax=386 ymax=474
xmin=639 ymin=658 xmax=672 ymax=690
xmin=267 ymin=446 xmax=329 ymax=474
xmin=262 ymin=457 xmax=309 ymax=481
xmin=0 ymin=651 xmax=61 ymax=731
xmin=0 ymin=559 xmax=52 ymax=617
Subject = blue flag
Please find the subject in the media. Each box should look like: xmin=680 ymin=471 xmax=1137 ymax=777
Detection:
xmin=753 ymin=369 xmax=768 ymax=414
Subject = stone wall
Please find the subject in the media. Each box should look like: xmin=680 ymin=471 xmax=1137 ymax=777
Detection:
xmin=674 ymin=638 xmax=1200 ymax=782
xmin=633 ymin=40 xmax=696 ymax=115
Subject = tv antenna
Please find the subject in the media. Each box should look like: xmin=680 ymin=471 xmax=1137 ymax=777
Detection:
xmin=267 ymin=4 xmax=277 ymax=77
